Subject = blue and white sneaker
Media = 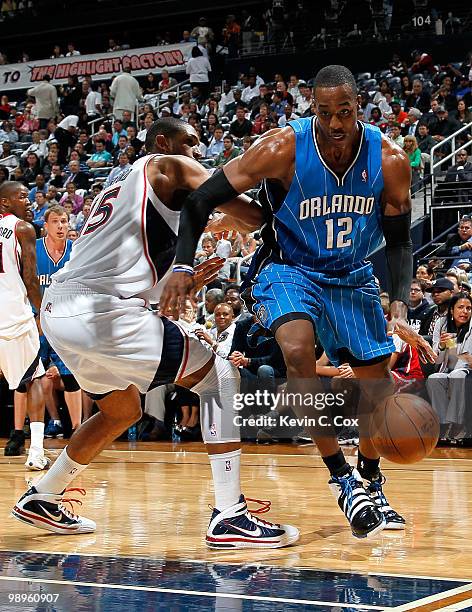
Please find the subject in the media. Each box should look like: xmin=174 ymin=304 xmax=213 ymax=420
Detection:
xmin=365 ymin=472 xmax=405 ymax=530
xmin=44 ymin=420 xmax=64 ymax=439
xmin=206 ymin=495 xmax=300 ymax=549
xmin=329 ymin=467 xmax=386 ymax=539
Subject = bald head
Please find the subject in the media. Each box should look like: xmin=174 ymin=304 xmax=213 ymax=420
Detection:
xmin=0 ymin=180 xmax=24 ymax=201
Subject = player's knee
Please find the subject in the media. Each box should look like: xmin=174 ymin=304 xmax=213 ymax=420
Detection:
xmin=282 ymin=342 xmax=315 ymax=374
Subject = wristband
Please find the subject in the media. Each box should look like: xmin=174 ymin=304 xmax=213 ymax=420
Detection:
xmin=172 ymin=264 xmax=195 ymax=275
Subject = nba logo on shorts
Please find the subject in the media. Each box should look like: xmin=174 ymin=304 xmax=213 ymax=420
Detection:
xmin=361 ymin=169 xmax=368 ymax=182
xmin=45 ymin=302 xmax=52 ymax=313
xmin=257 ymin=305 xmax=268 ymax=324
xmin=225 ymin=460 xmax=231 ymax=472
xmin=210 ymin=423 xmax=217 ymax=437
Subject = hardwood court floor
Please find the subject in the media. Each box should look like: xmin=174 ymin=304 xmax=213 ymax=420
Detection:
xmin=1 ymin=440 xmax=471 ymax=584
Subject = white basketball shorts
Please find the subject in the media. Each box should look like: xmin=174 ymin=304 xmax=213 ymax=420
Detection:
xmin=40 ymin=282 xmax=213 ymax=396
xmin=0 ymin=323 xmax=45 ymax=390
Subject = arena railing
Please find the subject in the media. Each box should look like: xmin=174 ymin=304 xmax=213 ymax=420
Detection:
xmin=430 ymin=121 xmax=472 ymax=196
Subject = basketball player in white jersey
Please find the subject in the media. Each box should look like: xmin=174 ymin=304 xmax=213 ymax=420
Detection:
xmin=12 ymin=119 xmax=299 ymax=549
xmin=0 ymin=182 xmax=50 ymax=471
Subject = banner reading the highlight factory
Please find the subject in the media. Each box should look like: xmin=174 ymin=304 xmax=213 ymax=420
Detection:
xmin=0 ymin=43 xmax=193 ymax=91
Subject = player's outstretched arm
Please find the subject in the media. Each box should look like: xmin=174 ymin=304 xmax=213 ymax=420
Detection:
xmin=159 ymin=129 xmax=294 ymax=314
xmin=381 ymin=137 xmax=413 ymax=325
xmin=16 ymin=221 xmax=42 ymax=313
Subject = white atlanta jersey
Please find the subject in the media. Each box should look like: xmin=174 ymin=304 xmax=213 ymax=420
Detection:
xmin=0 ymin=213 xmax=36 ymax=339
xmin=53 ymin=154 xmax=179 ymax=304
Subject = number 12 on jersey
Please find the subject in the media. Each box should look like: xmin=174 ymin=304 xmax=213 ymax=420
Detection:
xmin=325 ymin=217 xmax=353 ymax=249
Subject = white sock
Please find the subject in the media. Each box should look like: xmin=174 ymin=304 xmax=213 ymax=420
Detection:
xmin=209 ymin=449 xmax=242 ymax=511
xmin=35 ymin=447 xmax=88 ymax=495
xmin=29 ymin=422 xmax=44 ymax=451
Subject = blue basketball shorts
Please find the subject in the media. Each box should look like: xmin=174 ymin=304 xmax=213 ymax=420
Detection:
xmin=250 ymin=262 xmax=394 ymax=366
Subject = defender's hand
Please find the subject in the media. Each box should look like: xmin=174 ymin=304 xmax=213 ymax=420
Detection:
xmin=193 ymin=257 xmax=225 ymax=291
xmin=160 ymin=272 xmax=196 ymax=319
xmin=392 ymin=320 xmax=437 ymax=364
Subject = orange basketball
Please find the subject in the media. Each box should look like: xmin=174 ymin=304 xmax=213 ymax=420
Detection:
xmin=369 ymin=394 xmax=439 ymax=464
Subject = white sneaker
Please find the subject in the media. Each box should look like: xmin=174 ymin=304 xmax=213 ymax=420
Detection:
xmin=11 ymin=487 xmax=96 ymax=534
xmin=206 ymin=495 xmax=300 ymax=549
xmin=25 ymin=447 xmax=51 ymax=471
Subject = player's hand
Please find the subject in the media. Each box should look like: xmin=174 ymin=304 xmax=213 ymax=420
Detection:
xmin=46 ymin=365 xmax=60 ymax=379
xmin=205 ymin=213 xmax=236 ymax=237
xmin=193 ymin=257 xmax=225 ymax=292
xmin=338 ymin=363 xmax=355 ymax=378
xmin=392 ymin=320 xmax=437 ymax=364
xmin=160 ymin=272 xmax=196 ymax=318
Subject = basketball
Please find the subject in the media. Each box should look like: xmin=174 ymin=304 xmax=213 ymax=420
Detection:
xmin=370 ymin=394 xmax=440 ymax=464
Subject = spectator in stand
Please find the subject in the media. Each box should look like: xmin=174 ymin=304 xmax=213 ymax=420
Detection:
xmin=206 ymin=125 xmax=225 ymax=159
xmin=404 ymin=108 xmax=422 ymax=137
xmin=137 ymin=113 xmax=154 ymax=142
xmin=432 ymin=76 xmax=458 ymax=113
xmin=229 ymin=106 xmax=253 ymax=139
xmin=105 ymin=152 xmax=131 ymax=187
xmin=389 ymin=122 xmax=404 ymax=148
xmin=288 ymin=75 xmax=301 ymax=100
xmin=84 ymin=82 xmax=102 ymax=121
xmin=0 ymin=120 xmax=19 ymax=144
xmin=436 ymin=151 xmax=472 ymax=205
xmin=22 ymin=152 xmax=41 ymax=182
xmin=241 ymin=135 xmax=254 ymax=152
xmin=278 ymin=103 xmax=298 ymax=128
xmin=66 ymin=42 xmax=80 ymax=56
xmin=50 ymin=45 xmax=63 ymax=59
xmin=111 ymin=119 xmax=127 ymax=147
xmin=54 ymin=115 xmax=78 ymax=164
xmin=252 ymin=103 xmax=271 ymax=135
xmin=222 ymin=14 xmax=241 ymax=58
xmin=87 ymin=139 xmax=112 ymax=169
xmin=17 ymin=106 xmax=39 ymax=140
xmin=0 ymin=166 xmax=9 ymax=184
xmin=408 ymin=279 xmax=434 ymax=332
xmin=271 ymin=92 xmax=287 ymax=117
xmin=45 ymin=184 xmax=60 ymax=207
xmin=451 ymin=99 xmax=472 ymax=128
xmin=369 ymin=108 xmax=387 ymax=132
xmin=196 ymin=303 xmax=236 ymax=358
xmin=391 ymin=98 xmax=408 ymax=126
xmin=143 ymin=73 xmax=158 ymax=98
xmin=180 ymin=30 xmax=197 ymax=44
xmin=416 ymin=123 xmax=435 ymax=154
xmin=47 ymin=164 xmax=65 ymax=189
xmin=403 ymin=135 xmax=422 ymax=189
xmin=186 ymin=46 xmax=212 ymax=101
xmin=427 ymin=293 xmax=472 ymax=442
xmin=276 ymin=81 xmax=293 ymax=106
xmin=60 ymin=75 xmax=82 ymax=116
xmin=218 ymin=83 xmax=234 ymax=115
xmin=0 ymin=142 xmax=19 ymax=170
xmin=358 ymin=92 xmax=375 ymax=121
xmin=59 ymin=182 xmax=84 ymax=213
xmin=66 ymin=149 xmax=89 ymax=174
xmin=410 ymin=50 xmax=436 ymax=76
xmin=158 ymin=70 xmax=177 ymax=99
xmin=436 ymin=215 xmax=472 ymax=265
xmin=389 ymin=53 xmax=408 ymax=77
xmin=110 ymin=67 xmax=141 ymax=120
xmin=430 ymin=106 xmax=462 ymax=157
xmin=21 ymin=130 xmax=48 ymax=160
xmin=107 ymin=38 xmax=121 ymax=52
xmin=62 ymin=159 xmax=89 ymax=191
xmin=249 ymin=83 xmax=272 ymax=117
xmin=191 ymin=16 xmax=214 ymax=50
xmin=67 ymin=229 xmax=78 ymax=241
xmin=28 ymin=174 xmax=46 ymax=201
xmin=420 ymin=278 xmax=454 ymax=342
xmin=405 ymin=80 xmax=431 ymax=114
xmin=296 ymin=83 xmax=313 ymax=116
xmin=126 ymin=125 xmax=142 ymax=152
xmin=225 ymin=89 xmax=244 ymax=118
xmin=214 ymin=135 xmax=241 ymax=167
xmin=241 ymin=75 xmax=260 ymax=105
xmin=0 ymin=95 xmax=12 ymax=120
xmin=33 ymin=191 xmax=49 ymax=228
xmin=27 ymin=76 xmax=58 ymax=129
xmin=75 ymin=200 xmax=92 ymax=233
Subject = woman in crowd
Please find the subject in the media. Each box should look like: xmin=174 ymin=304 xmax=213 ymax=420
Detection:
xmin=416 ymin=264 xmax=436 ymax=289
xmin=186 ymin=46 xmax=212 ymax=101
xmin=143 ymin=73 xmax=158 ymax=96
xmin=22 ymin=152 xmax=41 ymax=182
xmin=369 ymin=107 xmax=387 ymax=132
xmin=427 ymin=293 xmax=472 ymax=444
xmin=400 ymin=75 xmax=413 ymax=103
xmin=403 ymin=135 xmax=422 ymax=193
xmin=0 ymin=166 xmax=9 ymax=184
xmin=0 ymin=94 xmax=12 ymax=119
xmin=204 ymin=112 xmax=219 ymax=139
xmin=17 ymin=105 xmax=39 ymax=140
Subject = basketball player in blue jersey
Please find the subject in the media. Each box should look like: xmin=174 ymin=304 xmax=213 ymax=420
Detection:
xmin=161 ymin=65 xmax=436 ymax=539
xmin=36 ymin=205 xmax=82 ymax=437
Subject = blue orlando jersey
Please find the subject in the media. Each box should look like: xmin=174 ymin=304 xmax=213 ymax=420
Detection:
xmin=36 ymin=238 xmax=73 ymax=295
xmin=255 ymin=118 xmax=385 ymax=284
